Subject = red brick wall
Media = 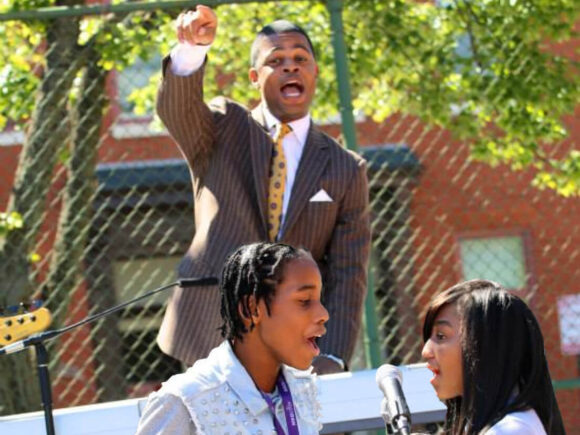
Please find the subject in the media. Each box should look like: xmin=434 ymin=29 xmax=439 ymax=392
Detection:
xmin=1 ymin=73 xmax=578 ymax=428
xmin=352 ymin=113 xmax=580 ymax=430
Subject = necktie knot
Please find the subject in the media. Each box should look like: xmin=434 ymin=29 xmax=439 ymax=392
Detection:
xmin=276 ymin=123 xmax=292 ymax=142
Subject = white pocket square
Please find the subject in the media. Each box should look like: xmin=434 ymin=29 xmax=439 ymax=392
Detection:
xmin=309 ymin=189 xmax=333 ymax=202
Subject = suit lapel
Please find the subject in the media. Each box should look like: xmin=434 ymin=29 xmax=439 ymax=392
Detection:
xmin=281 ymin=123 xmax=330 ymax=238
xmin=249 ymin=105 xmax=272 ymax=236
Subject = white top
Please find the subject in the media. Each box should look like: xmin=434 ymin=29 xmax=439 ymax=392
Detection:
xmin=135 ymin=341 xmax=322 ymax=434
xmin=486 ymin=409 xmax=547 ymax=434
xmin=169 ymin=42 xmax=310 ymax=238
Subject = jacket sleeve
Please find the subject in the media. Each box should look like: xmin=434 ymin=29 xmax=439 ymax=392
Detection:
xmin=156 ymin=56 xmax=215 ymax=173
xmin=319 ymin=157 xmax=371 ymax=364
xmin=136 ymin=391 xmax=197 ymax=435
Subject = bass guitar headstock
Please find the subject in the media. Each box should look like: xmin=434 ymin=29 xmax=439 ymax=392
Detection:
xmin=0 ymin=303 xmax=52 ymax=346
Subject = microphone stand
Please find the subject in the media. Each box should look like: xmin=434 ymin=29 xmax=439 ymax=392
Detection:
xmin=35 ymin=341 xmax=56 ymax=435
xmin=0 ymin=277 xmax=218 ymax=435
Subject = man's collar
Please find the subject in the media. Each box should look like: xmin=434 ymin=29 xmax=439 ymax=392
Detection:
xmin=262 ymin=105 xmax=310 ymax=147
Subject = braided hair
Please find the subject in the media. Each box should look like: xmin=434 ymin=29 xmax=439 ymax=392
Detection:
xmin=219 ymin=242 xmax=312 ymax=342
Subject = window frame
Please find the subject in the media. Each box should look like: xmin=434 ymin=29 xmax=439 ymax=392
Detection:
xmin=455 ymin=229 xmax=536 ymax=300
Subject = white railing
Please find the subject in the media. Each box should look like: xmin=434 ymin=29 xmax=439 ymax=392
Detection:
xmin=0 ymin=364 xmax=446 ymax=434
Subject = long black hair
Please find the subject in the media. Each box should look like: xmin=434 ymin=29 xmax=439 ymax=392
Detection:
xmin=219 ymin=242 xmax=311 ymax=341
xmin=423 ymin=279 xmax=565 ymax=434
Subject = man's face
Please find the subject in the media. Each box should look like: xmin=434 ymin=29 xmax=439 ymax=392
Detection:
xmin=249 ymin=32 xmax=318 ymax=123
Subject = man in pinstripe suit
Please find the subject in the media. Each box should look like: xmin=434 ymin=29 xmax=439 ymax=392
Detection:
xmin=156 ymin=5 xmax=370 ymax=374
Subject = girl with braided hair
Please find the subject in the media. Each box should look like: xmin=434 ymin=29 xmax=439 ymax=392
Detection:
xmin=137 ymin=242 xmax=328 ymax=434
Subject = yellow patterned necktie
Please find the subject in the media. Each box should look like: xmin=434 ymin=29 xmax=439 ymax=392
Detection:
xmin=267 ymin=123 xmax=292 ymax=241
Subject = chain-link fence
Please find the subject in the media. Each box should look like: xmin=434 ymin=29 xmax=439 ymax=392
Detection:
xmin=1 ymin=0 xmax=579 ymax=433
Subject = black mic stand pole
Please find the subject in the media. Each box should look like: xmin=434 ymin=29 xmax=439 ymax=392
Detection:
xmin=35 ymin=341 xmax=56 ymax=435
xmin=0 ymin=277 xmax=218 ymax=435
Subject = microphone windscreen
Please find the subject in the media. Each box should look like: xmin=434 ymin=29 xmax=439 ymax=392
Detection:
xmin=376 ymin=364 xmax=403 ymax=384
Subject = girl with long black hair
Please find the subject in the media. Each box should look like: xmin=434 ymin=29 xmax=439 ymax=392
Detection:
xmin=422 ymin=279 xmax=565 ymax=434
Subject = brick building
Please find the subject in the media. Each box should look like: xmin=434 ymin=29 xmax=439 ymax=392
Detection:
xmin=1 ymin=36 xmax=579 ymax=432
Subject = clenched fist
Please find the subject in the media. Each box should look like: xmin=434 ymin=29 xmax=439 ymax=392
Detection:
xmin=176 ymin=5 xmax=217 ymax=46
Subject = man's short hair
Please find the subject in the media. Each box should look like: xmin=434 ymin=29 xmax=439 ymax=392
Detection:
xmin=250 ymin=20 xmax=316 ymax=67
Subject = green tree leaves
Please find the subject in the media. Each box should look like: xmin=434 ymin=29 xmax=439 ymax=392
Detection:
xmin=1 ymin=0 xmax=579 ymax=195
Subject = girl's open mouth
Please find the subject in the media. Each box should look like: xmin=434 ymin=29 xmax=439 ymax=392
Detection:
xmin=307 ymin=336 xmax=320 ymax=355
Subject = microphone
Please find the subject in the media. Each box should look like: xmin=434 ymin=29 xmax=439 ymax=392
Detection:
xmin=0 ymin=277 xmax=218 ymax=356
xmin=376 ymin=364 xmax=411 ymax=435
xmin=179 ymin=277 xmax=219 ymax=287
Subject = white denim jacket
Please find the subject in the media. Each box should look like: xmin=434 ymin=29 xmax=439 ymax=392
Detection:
xmin=136 ymin=341 xmax=322 ymax=434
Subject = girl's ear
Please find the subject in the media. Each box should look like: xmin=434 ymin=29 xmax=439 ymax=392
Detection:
xmin=249 ymin=295 xmax=263 ymax=324
xmin=238 ymin=295 xmax=262 ymax=326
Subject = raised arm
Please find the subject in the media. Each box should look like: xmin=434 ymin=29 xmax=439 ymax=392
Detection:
xmin=156 ymin=6 xmax=218 ymax=170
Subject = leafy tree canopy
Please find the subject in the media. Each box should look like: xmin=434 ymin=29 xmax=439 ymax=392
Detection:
xmin=0 ymin=0 xmax=579 ymax=195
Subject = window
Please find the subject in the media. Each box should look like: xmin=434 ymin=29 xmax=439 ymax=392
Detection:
xmin=113 ymin=255 xmax=183 ymax=383
xmin=117 ymin=53 xmax=162 ymax=115
xmin=87 ymin=161 xmax=193 ymax=398
xmin=113 ymin=256 xmax=180 ymax=316
xmin=459 ymin=235 xmax=528 ymax=290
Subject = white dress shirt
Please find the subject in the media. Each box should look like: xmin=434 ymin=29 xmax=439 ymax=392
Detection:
xmin=170 ymin=43 xmax=310 ymax=238
xmin=136 ymin=341 xmax=322 ymax=434
xmin=261 ymin=106 xmax=309 ymax=234
xmin=170 ymin=43 xmax=210 ymax=76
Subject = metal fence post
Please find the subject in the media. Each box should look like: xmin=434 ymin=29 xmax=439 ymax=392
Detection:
xmin=364 ymin=255 xmax=383 ymax=368
xmin=326 ymin=0 xmax=382 ymax=369
xmin=326 ymin=0 xmax=357 ymax=152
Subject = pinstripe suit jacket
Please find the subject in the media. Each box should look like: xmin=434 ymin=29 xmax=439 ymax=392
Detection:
xmin=156 ymin=58 xmax=371 ymax=366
